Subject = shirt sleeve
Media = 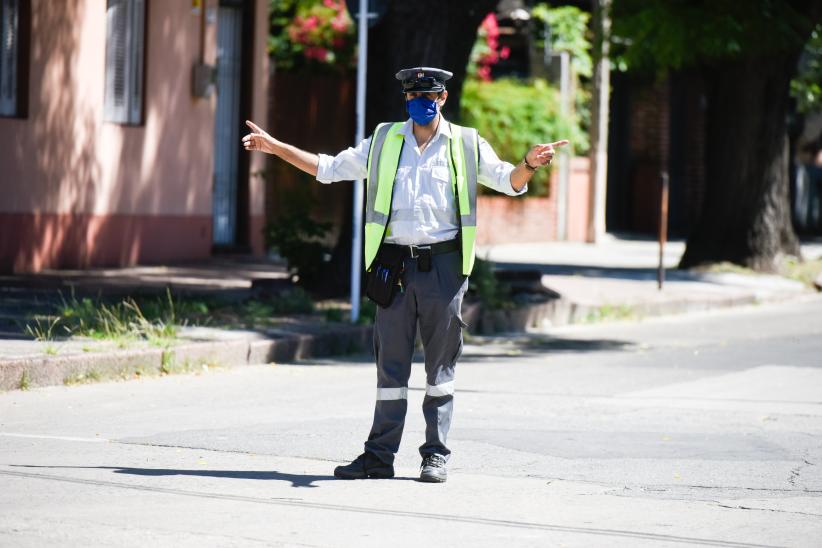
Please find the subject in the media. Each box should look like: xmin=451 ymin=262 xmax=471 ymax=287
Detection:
xmin=315 ymin=136 xmax=371 ymax=184
xmin=477 ymin=136 xmax=527 ymax=196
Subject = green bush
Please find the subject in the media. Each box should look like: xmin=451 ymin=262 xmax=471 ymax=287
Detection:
xmin=531 ymin=3 xmax=593 ymax=137
xmin=460 ymin=78 xmax=587 ymax=196
xmin=268 ymin=288 xmax=315 ymax=315
xmin=263 ymin=187 xmax=332 ymax=288
xmin=468 ymin=258 xmax=512 ymax=311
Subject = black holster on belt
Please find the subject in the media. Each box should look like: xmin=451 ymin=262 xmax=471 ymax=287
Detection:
xmin=365 ymin=245 xmax=405 ymax=308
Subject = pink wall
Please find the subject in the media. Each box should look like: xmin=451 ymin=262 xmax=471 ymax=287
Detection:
xmin=476 ymin=157 xmax=591 ymax=245
xmin=0 ymin=0 xmax=268 ymax=272
xmin=248 ymin=0 xmax=270 ymax=254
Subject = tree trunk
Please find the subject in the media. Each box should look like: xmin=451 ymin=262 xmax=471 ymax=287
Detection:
xmin=324 ymin=0 xmax=497 ymax=296
xmin=679 ymin=52 xmax=802 ymax=271
xmin=365 ymin=0 xmax=498 ymax=128
xmin=587 ymin=0 xmax=611 ymax=243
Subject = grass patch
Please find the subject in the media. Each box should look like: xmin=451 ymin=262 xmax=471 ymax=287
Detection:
xmin=324 ymin=307 xmax=344 ymax=323
xmin=697 ymin=256 xmax=822 ymax=289
xmin=25 ymin=289 xmax=181 ymax=348
xmin=63 ymin=369 xmax=102 ymax=386
xmin=468 ymin=258 xmax=513 ymax=311
xmin=24 ymin=316 xmax=63 ymax=341
xmin=581 ymin=304 xmax=637 ymax=324
xmin=268 ymin=288 xmax=315 ymax=315
xmin=357 ymin=299 xmax=376 ymax=325
xmin=696 ymin=262 xmax=758 ymax=276
xmin=317 ymin=298 xmax=376 ymax=325
xmin=18 ymin=370 xmax=31 ymax=391
xmin=160 ymin=350 xmax=176 ymax=375
xmin=781 ymin=256 xmax=822 ymax=288
xmin=59 ymin=290 xmax=178 ymax=342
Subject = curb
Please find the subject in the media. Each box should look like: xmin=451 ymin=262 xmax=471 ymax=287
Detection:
xmin=463 ymin=291 xmax=815 ymax=334
xmin=0 ymin=324 xmax=373 ymax=392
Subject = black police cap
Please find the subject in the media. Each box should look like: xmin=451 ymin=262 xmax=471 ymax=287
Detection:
xmin=395 ymin=67 xmax=453 ymax=93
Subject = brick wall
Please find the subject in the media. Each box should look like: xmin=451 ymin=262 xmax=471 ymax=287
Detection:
xmin=621 ymin=73 xmax=707 ymax=235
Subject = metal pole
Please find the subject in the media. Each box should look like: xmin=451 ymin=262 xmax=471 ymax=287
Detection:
xmin=658 ymin=171 xmax=669 ymax=290
xmin=350 ymin=0 xmax=368 ymax=322
xmin=587 ymin=0 xmax=611 ymax=243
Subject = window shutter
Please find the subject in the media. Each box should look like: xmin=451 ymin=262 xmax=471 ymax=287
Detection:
xmin=0 ymin=0 xmax=19 ymax=116
xmin=128 ymin=0 xmax=144 ymax=124
xmin=104 ymin=0 xmax=126 ymax=122
xmin=104 ymin=0 xmax=144 ymax=124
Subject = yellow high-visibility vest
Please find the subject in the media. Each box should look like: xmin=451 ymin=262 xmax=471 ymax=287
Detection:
xmin=364 ymin=121 xmax=479 ymax=276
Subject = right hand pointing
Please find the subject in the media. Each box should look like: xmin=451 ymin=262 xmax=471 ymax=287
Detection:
xmin=242 ymin=120 xmax=274 ymax=154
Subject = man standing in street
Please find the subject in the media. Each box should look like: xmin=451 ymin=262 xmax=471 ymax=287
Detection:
xmin=243 ymin=67 xmax=568 ymax=482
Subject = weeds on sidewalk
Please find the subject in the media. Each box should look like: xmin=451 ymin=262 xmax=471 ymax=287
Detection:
xmin=582 ymin=304 xmax=637 ymax=323
xmin=699 ymin=256 xmax=822 ymax=289
xmin=18 ymin=370 xmax=31 ymax=391
xmin=58 ymin=289 xmax=178 ymax=344
xmin=24 ymin=316 xmax=62 ymax=341
xmin=781 ymin=256 xmax=822 ymax=288
xmin=318 ymin=298 xmax=376 ymax=325
xmin=24 ymin=289 xmax=180 ymax=346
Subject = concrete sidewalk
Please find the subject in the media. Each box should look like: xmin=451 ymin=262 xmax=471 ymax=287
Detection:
xmin=476 ymin=235 xmax=822 ymax=328
xmin=2 ymin=236 xmax=821 ymax=391
xmin=0 ymin=258 xmax=371 ymax=391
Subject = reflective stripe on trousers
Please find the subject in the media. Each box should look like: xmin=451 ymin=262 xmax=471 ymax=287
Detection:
xmin=364 ymin=249 xmax=467 ymax=465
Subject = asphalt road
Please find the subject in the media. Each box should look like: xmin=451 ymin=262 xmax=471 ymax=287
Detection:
xmin=1 ymin=297 xmax=821 ymax=547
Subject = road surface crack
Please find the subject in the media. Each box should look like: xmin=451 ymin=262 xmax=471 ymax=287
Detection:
xmin=711 ymin=501 xmax=822 ymax=518
xmin=787 ymin=457 xmax=815 ymax=488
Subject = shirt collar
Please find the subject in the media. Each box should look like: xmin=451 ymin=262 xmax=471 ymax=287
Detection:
xmin=401 ymin=115 xmax=452 ymax=143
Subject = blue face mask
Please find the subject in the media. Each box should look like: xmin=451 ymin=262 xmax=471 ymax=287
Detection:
xmin=406 ymin=96 xmax=438 ymax=126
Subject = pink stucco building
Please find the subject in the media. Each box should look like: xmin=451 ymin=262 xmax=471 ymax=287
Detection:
xmin=0 ymin=0 xmax=269 ymax=273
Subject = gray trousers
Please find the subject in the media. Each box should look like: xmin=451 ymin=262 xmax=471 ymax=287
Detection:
xmin=364 ymin=249 xmax=468 ymax=465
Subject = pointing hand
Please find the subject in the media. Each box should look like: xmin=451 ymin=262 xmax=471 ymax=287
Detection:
xmin=242 ymin=120 xmax=275 ymax=154
xmin=525 ymin=140 xmax=570 ymax=168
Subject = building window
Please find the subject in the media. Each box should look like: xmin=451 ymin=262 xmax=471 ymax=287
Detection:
xmin=0 ymin=0 xmax=28 ymax=117
xmin=104 ymin=0 xmax=145 ymax=124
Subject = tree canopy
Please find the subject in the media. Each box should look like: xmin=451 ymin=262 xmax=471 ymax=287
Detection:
xmin=611 ymin=0 xmax=818 ymax=72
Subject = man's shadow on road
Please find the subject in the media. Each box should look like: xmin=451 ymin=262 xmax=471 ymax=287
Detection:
xmin=10 ymin=464 xmax=416 ymax=488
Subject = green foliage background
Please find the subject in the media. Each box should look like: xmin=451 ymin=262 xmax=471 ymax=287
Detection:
xmin=792 ymin=24 xmax=822 ymax=113
xmin=263 ymin=184 xmax=332 ymax=288
xmin=460 ymin=78 xmax=586 ymax=196
xmin=611 ymin=0 xmax=815 ymax=72
xmin=531 ymin=3 xmax=593 ymax=145
xmin=531 ymin=4 xmax=592 ymax=79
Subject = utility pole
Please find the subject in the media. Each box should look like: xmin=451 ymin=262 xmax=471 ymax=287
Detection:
xmin=349 ymin=0 xmax=369 ymax=322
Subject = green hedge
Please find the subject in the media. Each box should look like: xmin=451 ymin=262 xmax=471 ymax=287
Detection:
xmin=460 ymin=78 xmax=587 ymax=196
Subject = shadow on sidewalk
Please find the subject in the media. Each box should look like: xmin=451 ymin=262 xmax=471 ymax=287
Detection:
xmin=9 ymin=464 xmax=417 ymax=488
xmin=492 ymin=261 xmax=693 ymax=282
xmin=457 ymin=335 xmax=634 ymax=362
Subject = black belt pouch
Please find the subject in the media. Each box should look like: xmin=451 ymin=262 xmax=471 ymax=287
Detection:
xmin=365 ymin=245 xmax=405 ymax=308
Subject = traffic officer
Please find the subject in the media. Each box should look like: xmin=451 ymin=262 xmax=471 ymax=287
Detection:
xmin=243 ymin=67 xmax=568 ymax=483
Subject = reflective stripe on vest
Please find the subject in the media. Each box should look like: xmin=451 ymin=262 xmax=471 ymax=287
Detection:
xmin=364 ymin=122 xmax=479 ymax=276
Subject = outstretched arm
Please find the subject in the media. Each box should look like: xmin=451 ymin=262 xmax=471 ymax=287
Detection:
xmin=510 ymin=140 xmax=570 ymax=192
xmin=242 ymin=120 xmax=319 ymax=177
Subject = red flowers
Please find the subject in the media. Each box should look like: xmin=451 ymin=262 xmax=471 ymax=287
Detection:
xmin=473 ymin=13 xmax=506 ymax=82
xmin=282 ymin=0 xmax=354 ymax=67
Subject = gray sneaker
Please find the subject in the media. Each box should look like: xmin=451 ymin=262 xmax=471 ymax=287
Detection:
xmin=419 ymin=454 xmax=447 ymax=483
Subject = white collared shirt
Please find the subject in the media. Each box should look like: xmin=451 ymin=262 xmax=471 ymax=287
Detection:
xmin=315 ymin=117 xmax=526 ymax=245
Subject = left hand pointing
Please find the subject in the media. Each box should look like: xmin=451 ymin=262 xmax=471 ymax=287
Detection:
xmin=526 ymin=139 xmax=570 ymax=167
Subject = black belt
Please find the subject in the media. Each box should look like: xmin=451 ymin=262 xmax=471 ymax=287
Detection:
xmin=383 ymin=238 xmax=460 ymax=259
